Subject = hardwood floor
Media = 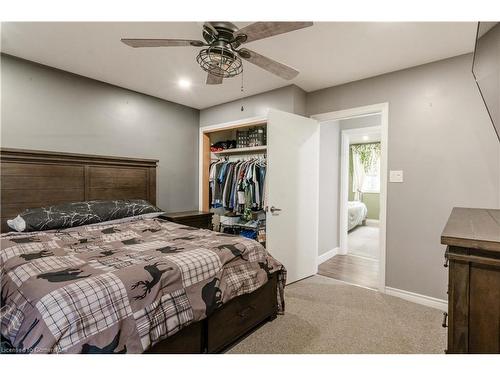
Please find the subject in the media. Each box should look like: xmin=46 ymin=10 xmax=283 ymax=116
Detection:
xmin=318 ymin=254 xmax=379 ymax=290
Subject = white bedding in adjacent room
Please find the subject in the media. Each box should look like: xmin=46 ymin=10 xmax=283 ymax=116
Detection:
xmin=348 ymin=201 xmax=368 ymax=231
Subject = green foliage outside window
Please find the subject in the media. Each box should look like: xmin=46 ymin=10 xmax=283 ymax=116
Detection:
xmin=351 ymin=143 xmax=381 ymax=173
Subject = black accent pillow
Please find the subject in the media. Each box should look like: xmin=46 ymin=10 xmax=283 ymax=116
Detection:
xmin=7 ymin=200 xmax=163 ymax=232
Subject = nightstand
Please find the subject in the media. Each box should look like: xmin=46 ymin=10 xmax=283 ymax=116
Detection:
xmin=161 ymin=211 xmax=214 ymax=230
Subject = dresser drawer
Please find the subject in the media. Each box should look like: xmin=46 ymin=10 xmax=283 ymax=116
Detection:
xmin=145 ymin=321 xmax=203 ymax=354
xmin=206 ymin=273 xmax=277 ymax=353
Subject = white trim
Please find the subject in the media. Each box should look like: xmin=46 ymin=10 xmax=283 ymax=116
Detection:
xmin=313 ymin=102 xmax=389 ymax=293
xmin=317 ymin=247 xmax=339 ymax=266
xmin=198 ymin=115 xmax=267 ymax=210
xmin=365 ymin=218 xmax=380 ymax=226
xmin=317 ymin=276 xmax=448 ymax=311
xmin=361 ymin=189 xmax=380 ymax=194
xmin=311 ymin=103 xmax=385 ymax=122
xmin=379 ymin=104 xmax=389 ymax=294
xmin=199 ymin=115 xmax=267 ymax=133
xmin=385 ymin=287 xmax=448 ymax=312
xmin=314 ymin=119 xmax=321 ymax=276
xmin=339 ymin=130 xmax=349 ymax=255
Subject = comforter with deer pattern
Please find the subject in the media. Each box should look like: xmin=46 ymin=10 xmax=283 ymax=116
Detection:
xmin=0 ymin=218 xmax=285 ymax=353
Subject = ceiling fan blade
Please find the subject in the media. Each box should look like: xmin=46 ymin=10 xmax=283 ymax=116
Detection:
xmin=238 ymin=48 xmax=299 ymax=80
xmin=203 ymin=22 xmax=219 ymax=36
xmin=121 ymin=38 xmax=205 ymax=48
xmin=206 ymin=73 xmax=223 ymax=85
xmin=235 ymin=22 xmax=313 ymax=43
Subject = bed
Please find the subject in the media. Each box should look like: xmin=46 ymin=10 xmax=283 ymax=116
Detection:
xmin=0 ymin=148 xmax=285 ymax=354
xmin=348 ymin=201 xmax=368 ymax=231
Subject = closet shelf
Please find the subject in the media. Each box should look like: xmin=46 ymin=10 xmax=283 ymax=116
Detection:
xmin=212 ymin=146 xmax=267 ymax=155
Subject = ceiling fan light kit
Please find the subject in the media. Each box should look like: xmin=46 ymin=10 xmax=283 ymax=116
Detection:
xmin=196 ymin=46 xmax=243 ymax=79
xmin=121 ymin=21 xmax=313 ymax=85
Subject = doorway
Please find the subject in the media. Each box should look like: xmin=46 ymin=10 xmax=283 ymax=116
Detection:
xmin=338 ymin=124 xmax=381 ymax=289
xmin=313 ymin=103 xmax=388 ymax=292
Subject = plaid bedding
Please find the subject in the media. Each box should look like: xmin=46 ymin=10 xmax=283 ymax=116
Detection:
xmin=0 ymin=218 xmax=285 ymax=353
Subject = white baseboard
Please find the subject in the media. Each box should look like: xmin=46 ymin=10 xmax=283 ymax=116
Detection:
xmin=385 ymin=287 xmax=448 ymax=312
xmin=317 ymin=247 xmax=339 ymax=265
xmin=315 ymin=249 xmax=447 ymax=312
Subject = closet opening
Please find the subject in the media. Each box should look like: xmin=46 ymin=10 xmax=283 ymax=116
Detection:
xmin=313 ymin=103 xmax=388 ymax=292
xmin=200 ymin=119 xmax=268 ymax=247
xmin=200 ymin=111 xmax=320 ymax=284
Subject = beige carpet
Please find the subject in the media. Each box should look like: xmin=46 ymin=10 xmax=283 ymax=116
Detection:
xmin=228 ymin=275 xmax=447 ymax=354
xmin=348 ymin=221 xmax=380 ymax=259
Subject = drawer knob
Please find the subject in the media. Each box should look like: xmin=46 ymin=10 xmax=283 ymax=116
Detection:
xmin=444 ymin=250 xmax=449 ymax=268
xmin=237 ymin=306 xmax=255 ymax=318
xmin=442 ymin=312 xmax=448 ymax=328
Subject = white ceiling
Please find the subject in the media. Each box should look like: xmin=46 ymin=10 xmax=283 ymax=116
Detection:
xmin=350 ymin=131 xmax=381 ymax=144
xmin=349 ymin=133 xmax=381 ymax=145
xmin=1 ymin=22 xmax=477 ymax=109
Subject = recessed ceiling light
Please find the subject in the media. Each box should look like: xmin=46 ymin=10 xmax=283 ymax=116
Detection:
xmin=178 ymin=79 xmax=191 ymax=89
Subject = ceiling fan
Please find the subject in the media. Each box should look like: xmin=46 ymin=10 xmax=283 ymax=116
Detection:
xmin=121 ymin=22 xmax=313 ymax=85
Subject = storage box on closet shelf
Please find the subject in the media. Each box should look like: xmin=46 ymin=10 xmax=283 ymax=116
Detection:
xmin=219 ymin=214 xmax=241 ymax=226
xmin=248 ymin=127 xmax=266 ymax=147
xmin=236 ymin=130 xmax=249 ymax=148
xmin=236 ymin=126 xmax=266 ymax=148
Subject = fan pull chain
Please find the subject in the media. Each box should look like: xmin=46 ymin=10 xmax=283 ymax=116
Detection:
xmin=240 ymin=69 xmax=245 ymax=112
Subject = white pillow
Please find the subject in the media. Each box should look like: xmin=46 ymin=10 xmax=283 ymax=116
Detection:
xmin=7 ymin=215 xmax=26 ymax=232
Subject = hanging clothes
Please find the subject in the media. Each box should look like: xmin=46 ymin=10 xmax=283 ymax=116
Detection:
xmin=208 ymin=157 xmax=266 ymax=212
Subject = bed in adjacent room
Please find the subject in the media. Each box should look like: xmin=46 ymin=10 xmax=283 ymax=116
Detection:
xmin=0 ymin=148 xmax=285 ymax=354
xmin=348 ymin=201 xmax=368 ymax=231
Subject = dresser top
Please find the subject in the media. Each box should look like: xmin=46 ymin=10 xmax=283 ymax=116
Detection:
xmin=162 ymin=211 xmax=213 ymax=219
xmin=441 ymin=207 xmax=500 ymax=252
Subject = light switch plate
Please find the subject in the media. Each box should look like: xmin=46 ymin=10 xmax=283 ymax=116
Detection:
xmin=389 ymin=170 xmax=404 ymax=183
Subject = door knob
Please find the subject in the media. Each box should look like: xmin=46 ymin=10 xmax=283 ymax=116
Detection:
xmin=270 ymin=206 xmax=282 ymax=214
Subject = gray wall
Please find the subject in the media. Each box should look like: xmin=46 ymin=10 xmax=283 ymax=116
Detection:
xmin=1 ymin=54 xmax=200 ymax=212
xmin=340 ymin=114 xmax=382 ymax=130
xmin=308 ymin=53 xmax=500 ymax=300
xmin=291 ymin=85 xmax=307 ymax=116
xmin=199 ymin=85 xmax=306 ymax=126
xmin=318 ymin=114 xmax=382 ymax=256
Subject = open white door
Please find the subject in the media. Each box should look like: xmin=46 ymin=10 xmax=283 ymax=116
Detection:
xmin=266 ymin=109 xmax=320 ymax=284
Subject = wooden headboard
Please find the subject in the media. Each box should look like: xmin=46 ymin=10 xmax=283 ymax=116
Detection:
xmin=0 ymin=148 xmax=158 ymax=233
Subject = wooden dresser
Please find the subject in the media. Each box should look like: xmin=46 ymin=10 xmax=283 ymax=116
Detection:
xmin=161 ymin=211 xmax=214 ymax=230
xmin=441 ymin=207 xmax=500 ymax=353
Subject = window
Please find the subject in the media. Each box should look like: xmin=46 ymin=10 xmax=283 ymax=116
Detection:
xmin=361 ymin=156 xmax=380 ymax=193
xmin=351 ymin=142 xmax=381 ymax=196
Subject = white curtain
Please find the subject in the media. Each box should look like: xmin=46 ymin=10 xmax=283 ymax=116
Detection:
xmin=352 ymin=152 xmax=365 ymax=201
